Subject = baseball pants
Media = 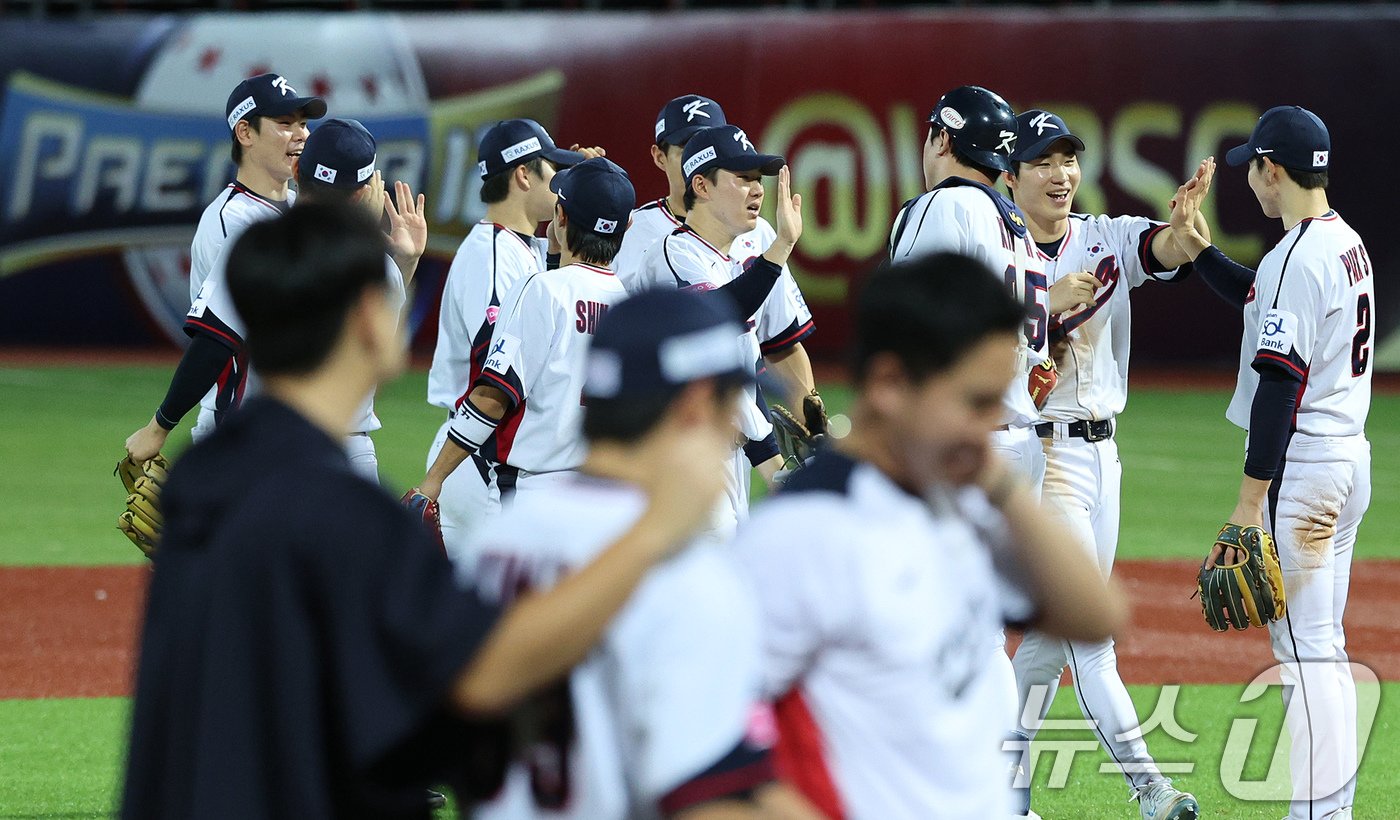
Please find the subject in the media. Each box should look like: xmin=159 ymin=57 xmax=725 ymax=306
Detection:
xmin=1011 ymin=432 xmax=1164 ymax=791
xmin=428 ymin=419 xmax=500 ymax=565
xmin=1264 ymin=433 xmax=1370 ymax=820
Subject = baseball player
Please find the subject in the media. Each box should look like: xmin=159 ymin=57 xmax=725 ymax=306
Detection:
xmin=631 ymin=124 xmax=809 ymax=534
xmin=124 ymin=119 xmax=427 ymax=483
xmin=615 ymin=95 xmax=818 ymax=414
xmin=187 ymin=73 xmax=325 ymax=441
xmin=887 ymin=85 xmax=1100 ymax=783
xmin=1170 ymin=107 xmax=1372 ymax=820
xmin=1002 ymin=109 xmax=1203 ymax=820
xmin=457 ymin=288 xmax=820 ymax=820
xmin=732 ymin=254 xmax=1127 ymax=819
xmin=426 ymin=119 xmax=594 ymax=544
xmin=414 ymin=157 xmax=637 ymax=554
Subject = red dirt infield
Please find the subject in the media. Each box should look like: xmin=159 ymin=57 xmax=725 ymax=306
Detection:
xmin=3 ymin=560 xmax=1399 ymax=700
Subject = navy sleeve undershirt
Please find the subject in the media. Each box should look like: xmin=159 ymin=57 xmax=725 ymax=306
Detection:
xmin=1244 ymin=365 xmax=1302 ymax=481
xmin=1193 ymin=246 xmax=1256 ymax=310
xmin=714 ymin=256 xmax=783 ymax=320
xmin=155 ymin=334 xmax=234 ymax=430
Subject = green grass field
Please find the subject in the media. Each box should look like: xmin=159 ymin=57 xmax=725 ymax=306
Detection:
xmin=1 ymin=363 xmax=1396 ymax=816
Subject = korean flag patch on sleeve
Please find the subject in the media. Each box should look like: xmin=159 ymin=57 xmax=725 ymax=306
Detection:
xmin=1256 ymin=308 xmax=1299 ymax=356
xmin=484 ymin=333 xmax=520 ymax=375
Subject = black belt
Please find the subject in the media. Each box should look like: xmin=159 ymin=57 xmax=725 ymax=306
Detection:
xmin=1035 ymin=419 xmax=1114 ymax=442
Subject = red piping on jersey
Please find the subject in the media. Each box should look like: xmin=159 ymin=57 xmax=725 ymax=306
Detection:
xmin=773 ymin=689 xmax=846 ymax=820
xmin=657 ymin=758 xmax=776 ymax=816
xmin=230 ymin=182 xmax=285 ymax=215
xmin=491 ymin=399 xmax=526 ymax=464
xmin=185 ymin=319 xmax=242 ymax=349
xmin=571 ymin=262 xmax=615 ymax=277
xmin=678 ymin=225 xmax=731 ymax=261
xmin=1306 ymin=210 xmax=1339 ymax=223
xmin=1293 ymin=368 xmax=1309 ymax=427
xmin=483 ymin=220 xmax=537 ymax=253
xmin=658 ymin=197 xmax=683 ymax=226
xmin=1255 ymin=351 xmax=1307 ymax=380
xmin=1034 ymin=219 xmax=1073 ymax=262
xmin=761 ymin=319 xmax=815 ymax=355
xmin=478 ymin=369 xmax=524 ymax=406
xmin=1139 ymin=223 xmax=1168 ymax=273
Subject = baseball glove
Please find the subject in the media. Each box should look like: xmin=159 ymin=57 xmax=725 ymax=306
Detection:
xmin=401 ymin=489 xmax=446 ymax=554
xmin=1028 ymin=359 xmax=1058 ymax=411
xmin=1197 ymin=523 xmax=1287 ymax=631
xmin=770 ymin=390 xmax=828 ymax=470
xmin=116 ymin=455 xmax=168 ymax=558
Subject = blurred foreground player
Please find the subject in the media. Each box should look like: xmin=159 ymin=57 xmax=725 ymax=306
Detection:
xmin=732 ymin=254 xmax=1127 ymax=819
xmin=460 ymin=289 xmax=819 ymax=820
xmin=121 ymin=204 xmax=729 ymax=819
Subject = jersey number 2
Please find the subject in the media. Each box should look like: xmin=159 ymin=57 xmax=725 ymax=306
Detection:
xmin=1352 ymin=293 xmax=1372 ymax=377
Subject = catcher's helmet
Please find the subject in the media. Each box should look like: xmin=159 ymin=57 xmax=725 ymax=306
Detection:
xmin=928 ymin=86 xmax=1018 ymax=173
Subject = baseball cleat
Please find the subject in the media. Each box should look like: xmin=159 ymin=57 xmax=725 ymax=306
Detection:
xmin=1134 ymin=779 xmax=1198 ymax=820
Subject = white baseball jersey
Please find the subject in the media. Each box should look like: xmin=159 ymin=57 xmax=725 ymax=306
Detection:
xmin=456 ymin=264 xmax=629 ymax=474
xmin=189 ymin=183 xmax=293 ymax=416
xmin=634 ymin=224 xmax=813 ymax=443
xmin=428 ymin=221 xmax=547 ymax=410
xmin=1039 ymin=215 xmax=1187 ymax=422
xmin=188 ymin=248 xmax=405 ymax=433
xmin=733 ymin=452 xmax=1032 ymax=819
xmin=616 ymin=200 xmax=815 ymax=357
xmin=1227 ymin=210 xmax=1373 ymax=437
xmin=890 ymin=179 xmax=1045 ymax=427
xmin=460 ymin=475 xmax=773 ymax=820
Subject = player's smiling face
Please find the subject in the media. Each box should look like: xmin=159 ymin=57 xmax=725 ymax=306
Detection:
xmin=242 ymin=114 xmax=311 ymax=181
xmin=1008 ymin=147 xmax=1080 ymax=224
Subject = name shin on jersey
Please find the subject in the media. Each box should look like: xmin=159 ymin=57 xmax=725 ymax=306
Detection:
xmin=575 ymin=300 xmax=609 ymax=334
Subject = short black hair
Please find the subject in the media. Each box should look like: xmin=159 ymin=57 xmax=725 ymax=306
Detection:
xmin=480 ymin=157 xmax=546 ymax=204
xmin=226 ymin=203 xmax=388 ymax=376
xmin=1252 ymin=156 xmax=1328 ymax=190
xmin=582 ymin=378 xmax=743 ymax=443
xmin=950 ymin=142 xmax=1005 ymax=185
xmin=564 ymin=218 xmax=624 ymax=266
xmin=682 ymin=168 xmax=721 ymax=211
xmin=854 ymin=253 xmax=1024 ymax=382
xmin=230 ymin=115 xmax=264 ymax=164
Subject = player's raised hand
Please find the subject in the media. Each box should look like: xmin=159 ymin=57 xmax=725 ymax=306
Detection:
xmin=384 ymin=179 xmax=428 ymax=283
xmin=1048 ymin=271 xmax=1103 ymax=314
xmin=774 ymin=164 xmax=803 ymax=247
xmin=569 ymin=143 xmax=607 ymax=160
xmin=1169 ymin=157 xmax=1214 ymax=259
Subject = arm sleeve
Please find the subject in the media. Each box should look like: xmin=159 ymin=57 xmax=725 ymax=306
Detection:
xmin=1192 ymin=245 xmax=1257 ymax=309
xmin=154 ymin=334 xmax=234 ymax=430
xmin=755 ymin=266 xmax=816 ymax=356
xmin=1243 ymin=367 xmax=1302 ymax=481
xmin=713 ymin=256 xmax=783 ymax=320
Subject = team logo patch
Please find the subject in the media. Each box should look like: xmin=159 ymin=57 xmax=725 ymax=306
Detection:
xmin=485 ymin=305 xmax=500 ymax=324
xmin=996 ymin=129 xmax=1017 ymax=155
xmin=941 ymin=106 xmax=966 ymax=130
xmin=683 ymin=145 xmax=717 ymax=178
xmin=683 ymin=98 xmax=712 ymax=122
xmin=484 ymin=333 xmax=520 ymax=375
xmin=226 ymin=95 xmax=256 ymax=130
xmin=1314 ymin=150 xmax=1329 ymax=167
xmin=1257 ymin=308 xmax=1299 ymax=355
xmin=270 ymin=75 xmax=294 ymax=96
xmin=501 ymin=136 xmax=542 ymax=163
xmin=314 ymin=164 xmax=337 ymax=183
xmin=594 ymin=217 xmax=618 ymax=234
xmin=654 ymin=118 xmax=666 ymax=138
xmin=733 ymin=128 xmax=754 ymax=153
xmin=477 ymin=160 xmax=488 ymax=177
xmin=356 ymin=158 xmax=376 ymax=183
xmin=1029 ymin=111 xmax=1059 ymax=135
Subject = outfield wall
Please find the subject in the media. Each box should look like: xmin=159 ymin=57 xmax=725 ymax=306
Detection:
xmin=0 ymin=9 xmax=1394 ymax=368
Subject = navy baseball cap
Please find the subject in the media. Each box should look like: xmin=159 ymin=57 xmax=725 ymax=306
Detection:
xmin=1225 ymin=106 xmax=1330 ymax=172
xmin=477 ymin=119 xmax=586 ymax=180
xmin=225 ymin=73 xmax=326 ymax=131
xmin=550 ymin=157 xmax=636 ymax=237
xmin=681 ymin=125 xmax=785 ymax=189
xmin=1010 ymin=110 xmax=1086 ymax=163
xmin=300 ymin=119 xmax=376 ymax=189
xmin=583 ymin=289 xmax=749 ymax=400
xmin=655 ymin=94 xmax=727 ymax=146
